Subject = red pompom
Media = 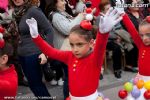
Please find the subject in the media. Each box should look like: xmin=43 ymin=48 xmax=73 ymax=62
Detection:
xmin=144 ymin=90 xmax=150 ymax=99
xmin=86 ymin=8 xmax=92 ymax=14
xmin=0 ymin=26 xmax=5 ymax=33
xmin=118 ymin=89 xmax=128 ymax=99
xmin=80 ymin=20 xmax=92 ymax=31
xmin=146 ymin=16 xmax=150 ymax=23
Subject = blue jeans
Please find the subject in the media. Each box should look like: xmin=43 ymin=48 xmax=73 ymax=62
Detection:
xmin=19 ymin=54 xmax=52 ymax=100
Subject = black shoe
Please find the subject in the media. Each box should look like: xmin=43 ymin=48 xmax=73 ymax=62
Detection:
xmin=18 ymin=80 xmax=29 ymax=87
xmin=124 ymin=67 xmax=138 ymax=73
xmin=114 ymin=71 xmax=121 ymax=79
xmin=100 ymin=74 xmax=103 ymax=80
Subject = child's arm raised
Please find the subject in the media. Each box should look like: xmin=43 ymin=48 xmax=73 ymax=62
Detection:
xmin=115 ymin=0 xmax=142 ymax=48
xmin=26 ymin=18 xmax=70 ymax=64
xmin=122 ymin=14 xmax=142 ymax=48
xmin=93 ymin=8 xmax=123 ymax=68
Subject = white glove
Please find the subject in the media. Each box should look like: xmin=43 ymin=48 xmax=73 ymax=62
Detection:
xmin=26 ymin=17 xmax=39 ymax=38
xmin=115 ymin=0 xmax=125 ymax=14
xmin=99 ymin=7 xmax=123 ymax=33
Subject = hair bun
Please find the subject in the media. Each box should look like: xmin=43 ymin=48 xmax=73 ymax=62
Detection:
xmin=146 ymin=16 xmax=150 ymax=23
xmin=80 ymin=20 xmax=92 ymax=31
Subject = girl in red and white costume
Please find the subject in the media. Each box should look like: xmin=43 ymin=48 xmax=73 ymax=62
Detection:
xmin=123 ymin=13 xmax=150 ymax=100
xmin=26 ymin=7 xmax=122 ymax=100
xmin=115 ymin=0 xmax=150 ymax=99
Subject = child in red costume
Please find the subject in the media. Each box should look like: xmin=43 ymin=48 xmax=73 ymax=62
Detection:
xmin=0 ymin=29 xmax=18 ymax=100
xmin=115 ymin=0 xmax=150 ymax=99
xmin=122 ymin=14 xmax=150 ymax=100
xmin=26 ymin=8 xmax=122 ymax=100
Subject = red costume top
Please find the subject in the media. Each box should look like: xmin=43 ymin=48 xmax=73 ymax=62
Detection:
xmin=123 ymin=14 xmax=150 ymax=76
xmin=33 ymin=32 xmax=108 ymax=96
xmin=0 ymin=65 xmax=18 ymax=100
xmin=91 ymin=0 xmax=101 ymax=16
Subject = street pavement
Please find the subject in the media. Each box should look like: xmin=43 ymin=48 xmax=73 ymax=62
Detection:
xmin=17 ymin=60 xmax=137 ymax=100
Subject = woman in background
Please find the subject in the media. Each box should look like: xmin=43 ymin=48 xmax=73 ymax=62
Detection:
xmin=10 ymin=0 xmax=54 ymax=99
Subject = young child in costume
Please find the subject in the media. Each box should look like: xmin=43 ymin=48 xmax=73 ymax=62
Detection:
xmin=115 ymin=0 xmax=150 ymax=99
xmin=0 ymin=27 xmax=18 ymax=100
xmin=26 ymin=7 xmax=122 ymax=100
xmin=122 ymin=14 xmax=150 ymax=100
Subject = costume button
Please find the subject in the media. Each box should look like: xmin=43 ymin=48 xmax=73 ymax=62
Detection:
xmin=75 ymin=60 xmax=78 ymax=63
xmin=142 ymin=56 xmax=144 ymax=58
xmin=73 ymin=69 xmax=76 ymax=71
xmin=143 ymin=50 xmax=146 ymax=52
xmin=73 ymin=64 xmax=76 ymax=67
xmin=142 ymin=53 xmax=145 ymax=55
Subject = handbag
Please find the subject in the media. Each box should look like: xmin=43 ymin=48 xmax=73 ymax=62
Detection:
xmin=40 ymin=61 xmax=55 ymax=82
xmin=38 ymin=29 xmax=55 ymax=82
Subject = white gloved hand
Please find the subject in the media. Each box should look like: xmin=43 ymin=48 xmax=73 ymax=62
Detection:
xmin=26 ymin=17 xmax=39 ymax=38
xmin=99 ymin=7 xmax=123 ymax=33
xmin=115 ymin=0 xmax=125 ymax=14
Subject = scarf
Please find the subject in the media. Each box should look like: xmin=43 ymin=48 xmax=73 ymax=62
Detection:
xmin=13 ymin=1 xmax=31 ymax=24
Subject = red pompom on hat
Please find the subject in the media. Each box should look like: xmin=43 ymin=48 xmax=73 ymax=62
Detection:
xmin=80 ymin=20 xmax=92 ymax=31
xmin=86 ymin=8 xmax=92 ymax=14
xmin=146 ymin=16 xmax=150 ymax=23
xmin=0 ymin=26 xmax=5 ymax=49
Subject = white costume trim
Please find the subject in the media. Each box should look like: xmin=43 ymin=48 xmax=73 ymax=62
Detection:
xmin=70 ymin=90 xmax=98 ymax=100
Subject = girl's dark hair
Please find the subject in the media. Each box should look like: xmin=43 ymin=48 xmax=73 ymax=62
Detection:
xmin=0 ymin=42 xmax=14 ymax=65
xmin=70 ymin=25 xmax=98 ymax=41
xmin=45 ymin=0 xmax=58 ymax=21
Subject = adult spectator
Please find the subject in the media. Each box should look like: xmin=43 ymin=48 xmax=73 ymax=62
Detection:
xmin=9 ymin=0 xmax=54 ymax=99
